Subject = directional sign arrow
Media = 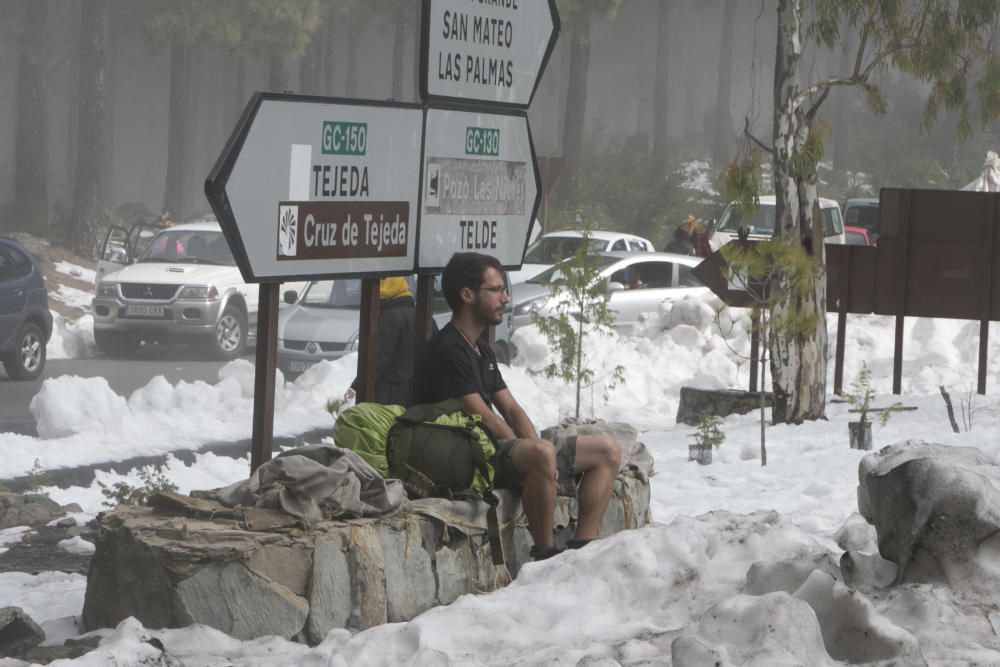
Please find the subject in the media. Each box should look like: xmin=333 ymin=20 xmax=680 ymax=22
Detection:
xmin=691 ymin=242 xmax=756 ymax=308
xmin=417 ymin=106 xmax=541 ymax=271
xmin=205 ymin=93 xmax=424 ymax=283
xmin=421 ymin=0 xmax=560 ymax=108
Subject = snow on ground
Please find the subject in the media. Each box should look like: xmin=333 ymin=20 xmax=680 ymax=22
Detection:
xmin=3 ymin=293 xmax=1000 ymax=664
xmin=47 ymin=260 xmax=97 ymax=360
xmin=54 ymin=261 xmax=96 ymax=284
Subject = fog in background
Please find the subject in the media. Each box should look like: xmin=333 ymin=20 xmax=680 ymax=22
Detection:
xmin=0 ymin=0 xmax=996 ymax=253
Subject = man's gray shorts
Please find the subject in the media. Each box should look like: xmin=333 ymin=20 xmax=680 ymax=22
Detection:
xmin=492 ymin=433 xmax=578 ymax=497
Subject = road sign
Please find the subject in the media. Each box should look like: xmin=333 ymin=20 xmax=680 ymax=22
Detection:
xmin=421 ymin=0 xmax=560 ymax=108
xmin=417 ymin=106 xmax=540 ymax=271
xmin=205 ymin=93 xmax=424 ymax=282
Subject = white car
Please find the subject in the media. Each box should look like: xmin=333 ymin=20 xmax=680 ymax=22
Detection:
xmin=277 ymin=274 xmax=517 ymax=378
xmin=509 ymin=230 xmax=656 ymax=284
xmin=709 ymin=195 xmax=846 ymax=250
xmin=92 ymin=222 xmax=258 ymax=359
xmin=512 ymin=251 xmax=708 ymax=334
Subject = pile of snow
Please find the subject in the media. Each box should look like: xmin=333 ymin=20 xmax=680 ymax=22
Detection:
xmin=3 ymin=292 xmax=1000 ymax=663
xmin=48 ymin=259 xmax=98 ymax=360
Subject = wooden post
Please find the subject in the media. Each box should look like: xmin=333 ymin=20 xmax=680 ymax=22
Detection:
xmin=250 ymin=283 xmax=279 ymax=472
xmin=411 ymin=274 xmax=436 ymax=400
xmin=834 ymin=247 xmax=851 ymax=396
xmin=893 ymin=192 xmax=913 ymax=395
xmin=979 ymin=196 xmax=997 ymax=395
xmin=355 ymin=278 xmax=380 ymax=402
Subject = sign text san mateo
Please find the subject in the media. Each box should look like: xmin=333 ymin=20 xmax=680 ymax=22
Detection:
xmin=277 ymin=119 xmax=408 ymax=262
xmin=424 ymin=0 xmax=558 ymax=107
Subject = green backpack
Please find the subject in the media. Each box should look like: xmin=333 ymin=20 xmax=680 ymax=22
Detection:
xmin=385 ymin=399 xmax=495 ymax=498
xmin=385 ymin=399 xmax=505 ymax=565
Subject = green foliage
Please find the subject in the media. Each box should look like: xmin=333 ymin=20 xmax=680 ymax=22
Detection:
xmin=530 ymin=228 xmax=625 ymax=419
xmin=548 ymin=132 xmax=719 ymax=248
xmin=721 ymin=239 xmax=821 ymax=340
xmin=722 ymin=151 xmax=762 ymax=220
xmin=98 ymin=463 xmax=178 ymax=508
xmin=845 ymin=363 xmax=904 ymax=426
xmin=23 ymin=459 xmax=52 ymax=494
xmin=145 ymin=0 xmax=327 ymax=59
xmin=690 ymin=412 xmax=725 ymax=449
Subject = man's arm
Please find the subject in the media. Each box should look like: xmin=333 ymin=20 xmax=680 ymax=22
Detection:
xmin=491 ymin=388 xmax=538 ymax=440
xmin=453 ymin=392 xmax=517 ymax=441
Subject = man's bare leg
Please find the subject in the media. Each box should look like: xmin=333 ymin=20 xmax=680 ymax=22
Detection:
xmin=573 ymin=434 xmax=622 ymax=540
xmin=511 ymin=439 xmax=558 ymax=549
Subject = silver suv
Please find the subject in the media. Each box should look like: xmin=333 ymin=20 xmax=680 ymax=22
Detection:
xmin=92 ymin=222 xmax=257 ymax=359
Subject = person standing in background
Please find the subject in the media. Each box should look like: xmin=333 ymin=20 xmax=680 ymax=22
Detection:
xmin=349 ymin=277 xmax=418 ymax=407
xmin=665 ymin=215 xmax=711 ymax=258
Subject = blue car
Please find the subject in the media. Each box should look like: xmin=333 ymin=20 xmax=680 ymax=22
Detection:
xmin=0 ymin=237 xmax=52 ymax=380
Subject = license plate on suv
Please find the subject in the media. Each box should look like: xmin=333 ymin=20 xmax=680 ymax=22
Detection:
xmin=125 ymin=304 xmax=165 ymax=318
xmin=289 ymin=360 xmax=314 ymax=373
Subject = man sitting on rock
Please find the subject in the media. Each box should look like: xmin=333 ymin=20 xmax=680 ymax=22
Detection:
xmin=414 ymin=252 xmax=622 ymax=560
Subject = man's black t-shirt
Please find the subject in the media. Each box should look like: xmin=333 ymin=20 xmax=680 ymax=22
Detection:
xmin=414 ymin=322 xmax=507 ymax=408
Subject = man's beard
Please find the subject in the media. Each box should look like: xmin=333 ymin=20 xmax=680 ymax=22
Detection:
xmin=474 ymin=295 xmax=504 ymax=326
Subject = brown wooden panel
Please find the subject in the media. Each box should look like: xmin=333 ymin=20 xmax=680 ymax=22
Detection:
xmin=905 ymin=240 xmax=980 ymax=319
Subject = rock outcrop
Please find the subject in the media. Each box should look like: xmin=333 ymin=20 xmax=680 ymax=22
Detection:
xmin=83 ymin=447 xmax=652 ymax=643
xmin=858 ymin=440 xmax=1000 ymax=586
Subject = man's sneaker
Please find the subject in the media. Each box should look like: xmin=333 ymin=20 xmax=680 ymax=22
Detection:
xmin=529 ymin=545 xmax=563 ymax=561
xmin=566 ymin=538 xmax=594 ymax=549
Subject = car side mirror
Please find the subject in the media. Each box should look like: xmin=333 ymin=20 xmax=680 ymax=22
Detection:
xmin=283 ymin=290 xmax=298 ymax=304
xmin=607 ymin=281 xmax=625 ymax=293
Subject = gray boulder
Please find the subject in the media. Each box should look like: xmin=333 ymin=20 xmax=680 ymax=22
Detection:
xmin=0 ymin=606 xmax=44 ymax=658
xmin=0 ymin=493 xmax=80 ymax=530
xmin=858 ymin=440 xmax=1000 ymax=586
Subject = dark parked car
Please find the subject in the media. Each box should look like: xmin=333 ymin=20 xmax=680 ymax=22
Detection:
xmin=0 ymin=237 xmax=52 ymax=380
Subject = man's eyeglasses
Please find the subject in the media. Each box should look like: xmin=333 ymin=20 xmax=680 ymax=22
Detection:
xmin=478 ymin=285 xmax=508 ymax=295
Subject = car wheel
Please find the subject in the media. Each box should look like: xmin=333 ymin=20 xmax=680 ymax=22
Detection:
xmin=3 ymin=322 xmax=45 ymax=381
xmin=94 ymin=330 xmax=140 ymax=358
xmin=210 ymin=306 xmax=247 ymax=361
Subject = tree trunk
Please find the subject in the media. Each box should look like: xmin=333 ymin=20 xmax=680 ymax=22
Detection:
xmin=71 ymin=0 xmax=107 ymax=259
xmin=652 ymin=0 xmax=672 ymax=164
xmin=557 ymin=9 xmax=592 ymax=205
xmin=345 ymin=14 xmax=361 ymax=96
xmin=163 ymin=35 xmax=188 ymax=219
xmin=831 ymin=20 xmax=851 ymax=171
xmin=712 ymin=0 xmax=736 ymax=167
xmin=269 ymin=53 xmax=289 ymax=92
xmin=299 ymin=28 xmax=322 ymax=95
xmin=15 ymin=0 xmax=49 ymax=234
xmin=391 ymin=3 xmax=407 ymax=100
xmin=769 ymin=0 xmax=827 ymax=423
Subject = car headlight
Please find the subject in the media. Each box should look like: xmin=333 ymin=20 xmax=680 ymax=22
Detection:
xmin=96 ymin=282 xmax=119 ymax=297
xmin=513 ymin=297 xmax=545 ymax=316
xmin=348 ymin=332 xmax=360 ymax=351
xmin=178 ymin=285 xmax=219 ymax=299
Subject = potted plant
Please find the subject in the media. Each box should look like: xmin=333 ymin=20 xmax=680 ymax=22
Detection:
xmin=688 ymin=411 xmax=725 ymax=465
xmin=845 ymin=363 xmax=903 ymax=450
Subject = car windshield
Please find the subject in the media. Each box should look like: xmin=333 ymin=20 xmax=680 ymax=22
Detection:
xmin=528 ymin=255 xmax=619 ymax=284
xmin=845 ymin=204 xmax=879 ymax=232
xmin=719 ymin=204 xmax=843 ymax=237
xmin=301 ymin=279 xmax=362 ymax=308
xmin=139 ymin=230 xmax=235 ymax=265
xmin=523 ymin=236 xmax=608 ymax=263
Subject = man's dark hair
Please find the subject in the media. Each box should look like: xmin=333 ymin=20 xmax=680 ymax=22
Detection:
xmin=442 ymin=252 xmax=503 ymax=311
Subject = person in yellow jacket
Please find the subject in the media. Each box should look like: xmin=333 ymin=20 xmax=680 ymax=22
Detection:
xmin=350 ymin=277 xmax=421 ymax=406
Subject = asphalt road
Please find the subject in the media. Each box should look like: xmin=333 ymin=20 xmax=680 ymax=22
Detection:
xmin=0 ymin=346 xmax=255 ymax=436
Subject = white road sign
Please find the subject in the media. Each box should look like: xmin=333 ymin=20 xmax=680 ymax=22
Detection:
xmin=418 ymin=107 xmax=540 ymax=270
xmin=205 ymin=94 xmax=424 ymax=282
xmin=422 ymin=0 xmax=559 ymax=107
